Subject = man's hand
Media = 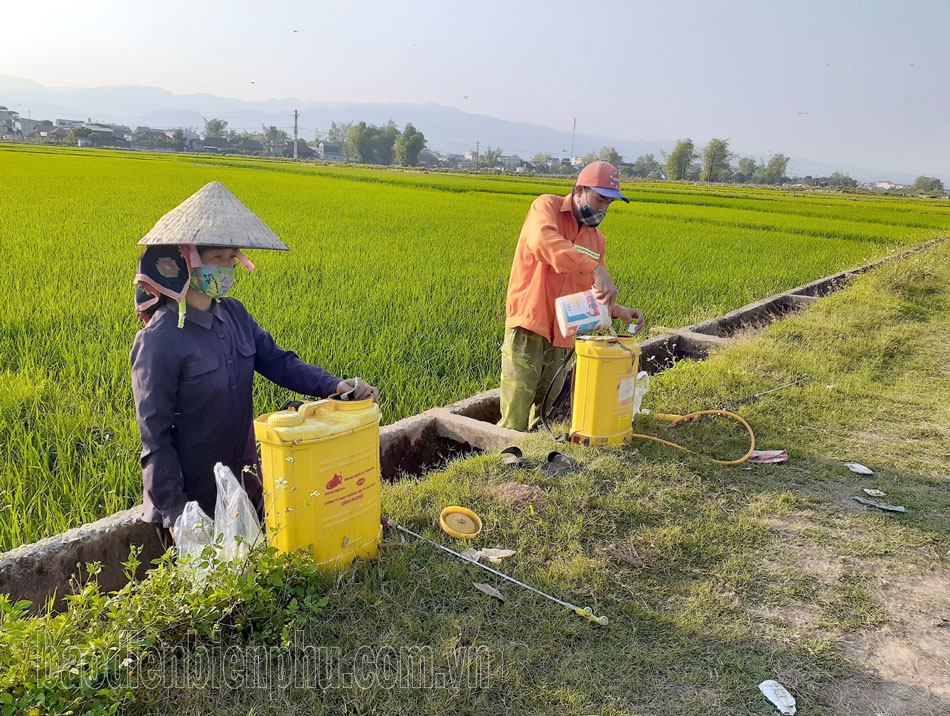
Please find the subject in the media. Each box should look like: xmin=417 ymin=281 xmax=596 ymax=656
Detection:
xmin=613 ymin=305 xmax=645 ymax=334
xmin=592 ymin=265 xmax=618 ymax=312
xmin=336 ymin=377 xmax=379 ymax=402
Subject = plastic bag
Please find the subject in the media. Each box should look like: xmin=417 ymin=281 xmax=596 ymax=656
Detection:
xmin=758 ymin=679 xmax=797 ymax=715
xmin=633 ymin=371 xmax=650 ymax=415
xmin=173 ymin=462 xmax=263 ymax=567
xmin=213 ymin=462 xmax=264 ymax=561
xmin=173 ymin=501 xmax=215 ymax=562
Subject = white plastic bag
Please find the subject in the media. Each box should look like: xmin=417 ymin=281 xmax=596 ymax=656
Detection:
xmin=213 ymin=462 xmax=264 ymax=561
xmin=759 ymin=680 xmax=797 ymax=715
xmin=173 ymin=462 xmax=263 ymax=566
xmin=173 ymin=501 xmax=215 ymax=562
xmin=633 ymin=371 xmax=650 ymax=415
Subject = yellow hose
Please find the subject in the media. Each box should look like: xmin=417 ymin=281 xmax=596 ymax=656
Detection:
xmin=631 ymin=410 xmax=756 ymax=466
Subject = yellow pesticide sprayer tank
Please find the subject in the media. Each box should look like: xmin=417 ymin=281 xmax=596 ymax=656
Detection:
xmin=569 ymin=336 xmax=641 ymax=447
xmin=254 ymin=398 xmax=382 ymax=569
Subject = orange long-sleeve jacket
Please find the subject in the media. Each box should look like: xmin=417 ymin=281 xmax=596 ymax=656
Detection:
xmin=505 ymin=193 xmax=607 ymax=348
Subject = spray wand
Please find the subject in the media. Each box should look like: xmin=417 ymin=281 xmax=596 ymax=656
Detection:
xmin=381 ymin=516 xmax=608 ymax=626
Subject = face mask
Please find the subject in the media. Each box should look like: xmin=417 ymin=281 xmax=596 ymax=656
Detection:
xmin=575 ymin=189 xmax=607 ymax=227
xmin=190 ymin=265 xmax=236 ymax=297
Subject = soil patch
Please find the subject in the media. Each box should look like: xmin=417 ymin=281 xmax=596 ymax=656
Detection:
xmin=489 ymin=482 xmax=550 ymax=509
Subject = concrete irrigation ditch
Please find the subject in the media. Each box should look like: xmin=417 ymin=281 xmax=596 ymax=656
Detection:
xmin=2 ymin=238 xmax=942 ymax=612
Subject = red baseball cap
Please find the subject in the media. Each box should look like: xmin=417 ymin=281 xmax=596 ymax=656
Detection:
xmin=575 ymin=161 xmax=629 ymax=202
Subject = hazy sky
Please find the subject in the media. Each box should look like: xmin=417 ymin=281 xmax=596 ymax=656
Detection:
xmin=2 ymin=0 xmax=947 ymax=176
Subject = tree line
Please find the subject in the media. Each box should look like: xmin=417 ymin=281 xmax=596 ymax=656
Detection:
xmin=203 ymin=118 xmax=427 ymax=166
xmin=631 ymin=138 xmax=791 ymax=184
xmin=586 ymin=139 xmax=943 ymax=192
xmin=323 ymin=120 xmax=426 ymax=166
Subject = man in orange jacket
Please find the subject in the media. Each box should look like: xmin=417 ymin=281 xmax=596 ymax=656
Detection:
xmin=499 ymin=161 xmax=645 ymax=431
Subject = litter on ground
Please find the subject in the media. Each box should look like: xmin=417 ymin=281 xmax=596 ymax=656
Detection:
xmin=758 ymin=679 xmax=797 ymax=715
xmin=473 ymin=582 xmax=505 ymax=602
xmin=462 ymin=548 xmax=517 ymax=564
xmin=748 ymin=449 xmax=788 ymax=464
xmin=853 ymin=496 xmax=906 ymax=513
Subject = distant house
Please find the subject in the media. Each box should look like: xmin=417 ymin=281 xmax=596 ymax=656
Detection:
xmin=164 ymin=130 xmax=200 ymax=150
xmin=200 ymin=136 xmax=231 ymax=152
xmin=875 ymin=180 xmax=896 ymax=190
xmin=317 ymin=141 xmax=346 ymax=161
xmin=438 ymin=153 xmax=463 ymax=169
xmin=83 ymin=123 xmax=115 ymax=140
xmin=15 ymin=117 xmax=52 ymax=137
xmin=284 ymin=139 xmax=315 ymax=159
xmin=46 ymin=126 xmax=69 ymax=140
xmin=130 ymin=127 xmax=169 ymax=142
xmin=237 ymin=138 xmax=264 ymax=153
xmin=417 ymin=150 xmax=439 ymax=167
xmin=55 ymin=118 xmax=84 ymax=128
xmin=109 ymin=124 xmax=132 ymax=139
xmin=0 ymin=106 xmax=20 ymax=135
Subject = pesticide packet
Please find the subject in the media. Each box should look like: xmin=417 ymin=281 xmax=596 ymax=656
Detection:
xmin=633 ymin=371 xmax=650 ymax=415
xmin=758 ymin=680 xmax=797 ymax=715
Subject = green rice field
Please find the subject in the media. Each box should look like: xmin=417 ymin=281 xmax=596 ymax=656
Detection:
xmin=1 ymin=143 xmax=949 ymax=551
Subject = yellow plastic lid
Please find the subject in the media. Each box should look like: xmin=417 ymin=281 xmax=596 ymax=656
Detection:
xmin=268 ymin=410 xmax=304 ymax=427
xmin=439 ymin=506 xmax=482 ymax=539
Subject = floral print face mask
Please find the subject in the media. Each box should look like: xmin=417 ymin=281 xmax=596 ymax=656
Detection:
xmin=189 ymin=265 xmax=236 ymax=297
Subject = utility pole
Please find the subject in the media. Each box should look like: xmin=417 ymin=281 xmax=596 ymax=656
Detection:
xmin=570 ymin=118 xmax=576 ymax=165
xmin=293 ymin=110 xmax=299 ymax=160
xmin=475 ymin=140 xmax=479 ymax=173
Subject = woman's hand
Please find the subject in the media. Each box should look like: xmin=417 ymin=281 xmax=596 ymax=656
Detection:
xmin=336 ymin=377 xmax=379 ymax=402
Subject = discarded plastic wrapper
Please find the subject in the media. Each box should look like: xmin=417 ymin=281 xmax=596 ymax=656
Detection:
xmin=174 ymin=462 xmax=264 ymax=569
xmin=462 ymin=548 xmax=516 ymax=564
xmin=473 ymin=582 xmax=505 ymax=602
xmin=863 ymin=488 xmax=886 ymax=497
xmin=758 ymin=679 xmax=797 ymax=715
xmin=633 ymin=371 xmax=650 ymax=415
xmin=853 ymin=496 xmax=906 ymax=513
xmin=748 ymin=449 xmax=788 ymax=464
xmin=843 ymin=461 xmax=874 ymax=475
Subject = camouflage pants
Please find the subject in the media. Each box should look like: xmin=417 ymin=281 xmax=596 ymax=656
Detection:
xmin=498 ymin=327 xmax=571 ymax=432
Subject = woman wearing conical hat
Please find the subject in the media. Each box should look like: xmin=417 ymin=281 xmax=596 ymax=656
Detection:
xmin=131 ymin=182 xmax=378 ymax=543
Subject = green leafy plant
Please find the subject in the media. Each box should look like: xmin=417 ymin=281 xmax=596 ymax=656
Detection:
xmin=0 ymin=545 xmax=330 ymax=715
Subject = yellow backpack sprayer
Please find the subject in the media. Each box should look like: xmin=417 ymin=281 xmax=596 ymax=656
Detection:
xmin=253 ymin=396 xmax=383 ymax=567
xmin=550 ymin=290 xmax=757 ymax=464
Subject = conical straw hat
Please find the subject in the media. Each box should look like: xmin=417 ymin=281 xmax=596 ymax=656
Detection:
xmin=138 ymin=181 xmax=289 ymax=250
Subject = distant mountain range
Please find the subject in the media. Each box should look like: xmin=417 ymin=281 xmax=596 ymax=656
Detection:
xmin=0 ymin=74 xmax=933 ymax=185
